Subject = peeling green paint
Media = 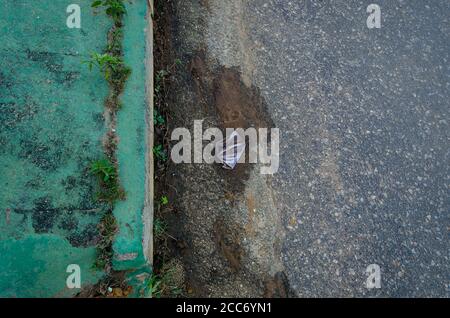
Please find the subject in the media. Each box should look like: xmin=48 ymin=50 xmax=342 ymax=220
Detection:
xmin=0 ymin=0 xmax=111 ymax=297
xmin=0 ymin=234 xmax=102 ymax=298
xmin=0 ymin=0 xmax=152 ymax=297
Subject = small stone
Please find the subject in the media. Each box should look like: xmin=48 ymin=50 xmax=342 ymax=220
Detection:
xmin=113 ymin=288 xmax=123 ymax=297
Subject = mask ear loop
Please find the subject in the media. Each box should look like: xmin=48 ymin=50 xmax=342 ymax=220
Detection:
xmin=221 ymin=134 xmax=238 ymax=169
xmin=222 ymin=138 xmax=231 ymax=169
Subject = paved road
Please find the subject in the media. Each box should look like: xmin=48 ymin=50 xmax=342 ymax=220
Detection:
xmin=166 ymin=0 xmax=449 ymax=297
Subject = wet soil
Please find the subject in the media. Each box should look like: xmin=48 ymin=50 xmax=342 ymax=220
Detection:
xmin=153 ymin=0 xmax=290 ymax=298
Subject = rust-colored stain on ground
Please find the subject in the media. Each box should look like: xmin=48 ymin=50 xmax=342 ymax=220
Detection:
xmin=213 ymin=218 xmax=244 ymax=272
xmin=213 ymin=68 xmax=272 ymax=130
xmin=245 ymin=193 xmax=256 ymax=236
xmin=264 ymin=272 xmax=292 ymax=298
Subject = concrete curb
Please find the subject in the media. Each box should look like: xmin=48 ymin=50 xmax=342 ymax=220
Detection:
xmin=111 ymin=0 xmax=154 ymax=285
xmin=143 ymin=0 xmax=154 ymax=268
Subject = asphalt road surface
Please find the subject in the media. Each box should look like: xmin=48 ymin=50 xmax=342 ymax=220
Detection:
xmin=164 ymin=0 xmax=449 ymax=297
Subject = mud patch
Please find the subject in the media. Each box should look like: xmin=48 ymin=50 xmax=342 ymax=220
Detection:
xmin=153 ymin=1 xmax=279 ymax=297
xmin=199 ymin=0 xmax=210 ymax=10
xmin=189 ymin=53 xmax=274 ymax=193
xmin=213 ymin=218 xmax=244 ymax=272
xmin=213 ymin=67 xmax=273 ymax=130
xmin=264 ymin=272 xmax=294 ymax=298
xmin=188 ymin=52 xmax=274 ymax=130
xmin=244 ymin=193 xmax=256 ymax=236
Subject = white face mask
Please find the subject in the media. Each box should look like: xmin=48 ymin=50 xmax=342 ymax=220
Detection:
xmin=215 ymin=130 xmax=246 ymax=170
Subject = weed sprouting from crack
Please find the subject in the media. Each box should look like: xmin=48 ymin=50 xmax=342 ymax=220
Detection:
xmin=83 ymin=52 xmax=123 ymax=81
xmin=154 ymin=218 xmax=168 ymax=240
xmin=86 ymin=1 xmax=131 ymax=113
xmin=145 ymin=259 xmax=184 ymax=298
xmin=87 ymin=0 xmax=130 ymax=277
xmin=152 ymin=0 xmax=186 ymax=297
xmin=90 ymin=158 xmax=126 ymax=204
xmin=152 ymin=60 xmax=182 ymax=170
xmin=93 ymin=212 xmax=118 ymax=271
xmin=153 ymin=144 xmax=168 ymax=162
xmin=92 ymin=0 xmax=127 ymax=26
